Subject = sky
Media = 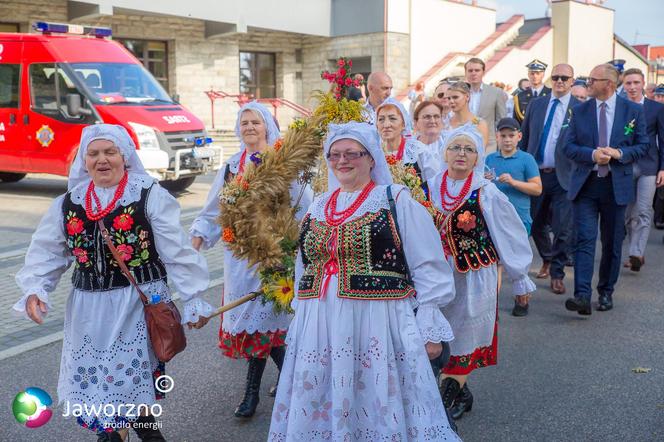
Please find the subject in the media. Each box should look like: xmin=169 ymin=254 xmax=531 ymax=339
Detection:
xmin=480 ymin=0 xmax=664 ymax=47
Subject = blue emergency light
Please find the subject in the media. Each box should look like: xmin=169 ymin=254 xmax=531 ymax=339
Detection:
xmin=33 ymin=21 xmax=112 ymax=38
xmin=187 ymin=136 xmax=213 ymax=146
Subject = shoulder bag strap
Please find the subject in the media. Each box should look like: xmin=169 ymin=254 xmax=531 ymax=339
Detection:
xmin=97 ymin=219 xmax=150 ymax=306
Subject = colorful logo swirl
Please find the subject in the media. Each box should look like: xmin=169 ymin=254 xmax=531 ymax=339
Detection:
xmin=12 ymin=387 xmax=53 ymax=428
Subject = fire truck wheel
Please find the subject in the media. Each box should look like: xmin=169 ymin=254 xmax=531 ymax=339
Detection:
xmin=0 ymin=173 xmax=26 ymax=183
xmin=160 ymin=176 xmax=196 ymax=193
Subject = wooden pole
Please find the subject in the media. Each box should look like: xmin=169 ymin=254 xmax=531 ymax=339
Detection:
xmin=206 ymin=292 xmax=261 ymax=318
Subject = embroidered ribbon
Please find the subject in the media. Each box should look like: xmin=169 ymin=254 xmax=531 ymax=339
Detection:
xmin=320 ymin=228 xmax=339 ymax=299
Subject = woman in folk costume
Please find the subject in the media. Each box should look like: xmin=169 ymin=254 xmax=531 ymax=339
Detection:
xmin=190 ymin=102 xmax=312 ymax=418
xmin=268 ymin=122 xmax=461 ymax=442
xmin=14 ymin=124 xmax=212 ymax=442
xmin=375 ymin=97 xmax=441 ymax=184
xmin=428 ymin=126 xmax=535 ymax=422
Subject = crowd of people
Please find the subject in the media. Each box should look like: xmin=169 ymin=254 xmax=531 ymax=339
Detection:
xmin=12 ymin=54 xmax=662 ymax=442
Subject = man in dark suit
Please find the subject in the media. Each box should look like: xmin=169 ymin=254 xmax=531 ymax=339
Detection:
xmin=622 ymin=68 xmax=664 ymax=271
xmin=563 ymin=63 xmax=649 ymax=315
xmin=520 ymin=63 xmax=579 ymax=295
xmin=513 ymin=59 xmax=552 ymax=124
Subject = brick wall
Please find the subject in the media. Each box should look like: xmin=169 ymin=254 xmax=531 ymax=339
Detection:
xmin=1 ymin=1 xmax=408 ymax=131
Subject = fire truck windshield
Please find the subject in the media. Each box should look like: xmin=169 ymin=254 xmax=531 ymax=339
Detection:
xmin=68 ymin=62 xmax=173 ymax=105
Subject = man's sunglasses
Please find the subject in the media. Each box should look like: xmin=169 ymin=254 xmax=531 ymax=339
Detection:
xmin=551 ymin=75 xmax=572 ymax=82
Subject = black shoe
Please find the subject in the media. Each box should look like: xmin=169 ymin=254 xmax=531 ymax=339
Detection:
xmin=132 ymin=415 xmax=165 ymax=441
xmin=438 ymin=376 xmax=461 ymax=409
xmin=97 ymin=431 xmax=123 ymax=442
xmin=565 ymin=297 xmax=592 ymax=316
xmin=511 ymin=300 xmax=529 ymax=317
xmin=234 ymin=357 xmax=267 ymax=418
xmin=450 ymin=383 xmax=473 ymax=420
xmin=267 ymin=346 xmax=286 ymax=397
xmin=597 ymin=294 xmax=613 ymax=312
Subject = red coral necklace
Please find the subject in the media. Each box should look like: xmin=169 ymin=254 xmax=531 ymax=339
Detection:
xmin=439 ymin=171 xmax=473 ymax=212
xmin=385 ymin=136 xmax=406 ymax=164
xmin=85 ymin=171 xmax=128 ymax=221
xmin=325 ymin=181 xmax=376 ymax=227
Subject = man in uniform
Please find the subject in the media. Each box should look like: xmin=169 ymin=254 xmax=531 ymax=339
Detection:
xmin=608 ymin=59 xmax=626 ymax=96
xmin=513 ymin=59 xmax=552 ymax=124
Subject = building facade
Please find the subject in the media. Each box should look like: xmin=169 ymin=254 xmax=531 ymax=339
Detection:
xmin=0 ymin=0 xmax=652 ymax=131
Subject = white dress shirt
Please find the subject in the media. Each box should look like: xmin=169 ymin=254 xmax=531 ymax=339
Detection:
xmin=595 ymin=92 xmax=617 ymax=146
xmin=469 ymin=84 xmax=483 ymax=115
xmin=541 ymin=92 xmax=572 ymax=169
xmin=593 ymin=92 xmax=617 ymax=171
xmin=532 ymin=85 xmax=545 ymax=97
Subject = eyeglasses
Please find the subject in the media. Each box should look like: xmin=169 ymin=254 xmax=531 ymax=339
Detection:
xmin=587 ymin=78 xmax=609 ymax=84
xmin=420 ymin=114 xmax=442 ymax=121
xmin=327 ymin=151 xmax=370 ymax=162
xmin=447 ymin=145 xmax=478 ymax=155
xmin=551 ymin=75 xmax=572 ymax=82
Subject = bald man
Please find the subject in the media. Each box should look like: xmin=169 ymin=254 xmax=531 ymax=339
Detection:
xmin=519 ymin=64 xmax=579 ymax=295
xmin=563 ymin=63 xmax=648 ymax=315
xmin=364 ymin=72 xmax=393 ymax=124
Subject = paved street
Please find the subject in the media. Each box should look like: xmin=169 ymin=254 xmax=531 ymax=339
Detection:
xmin=1 ymin=173 xmax=663 ymax=442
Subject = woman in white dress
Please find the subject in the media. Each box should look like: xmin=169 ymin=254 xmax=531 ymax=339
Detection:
xmin=413 ymin=100 xmax=446 ymax=165
xmin=14 ymin=124 xmax=213 ymax=442
xmin=428 ymin=126 xmax=535 ymax=422
xmin=441 ymin=82 xmax=490 ymax=150
xmin=375 ymin=97 xmax=441 ymax=184
xmin=190 ymin=102 xmax=312 ymax=418
xmin=268 ymin=122 xmax=461 ymax=441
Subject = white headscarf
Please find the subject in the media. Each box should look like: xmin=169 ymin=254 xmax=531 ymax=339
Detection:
xmin=234 ymin=101 xmax=281 ymax=149
xmin=439 ymin=124 xmax=489 ymax=191
xmin=68 ymin=124 xmax=149 ymax=191
xmin=323 ymin=122 xmax=393 ymax=192
xmin=375 ymin=97 xmax=413 ymax=135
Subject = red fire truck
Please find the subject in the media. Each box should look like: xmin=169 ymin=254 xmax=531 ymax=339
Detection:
xmin=0 ymin=22 xmax=221 ymax=191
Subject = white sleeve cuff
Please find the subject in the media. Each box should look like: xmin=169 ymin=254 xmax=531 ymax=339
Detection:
xmin=12 ymin=289 xmax=51 ymax=320
xmin=512 ymin=276 xmax=537 ymax=297
xmin=181 ymin=297 xmax=215 ymax=324
xmin=416 ymin=303 xmax=455 ymax=343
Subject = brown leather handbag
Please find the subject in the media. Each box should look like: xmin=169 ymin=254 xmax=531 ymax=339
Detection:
xmin=98 ymin=219 xmax=187 ymax=362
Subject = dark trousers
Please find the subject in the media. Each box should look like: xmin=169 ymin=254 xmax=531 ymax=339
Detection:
xmin=530 ymin=170 xmax=573 ymax=279
xmin=573 ymin=174 xmax=627 ymax=301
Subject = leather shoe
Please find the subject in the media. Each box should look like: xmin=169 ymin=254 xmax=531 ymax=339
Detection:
xmin=597 ymin=294 xmax=613 ymax=311
xmin=450 ymin=383 xmax=473 ymax=420
xmin=565 ymin=297 xmax=591 ymax=315
xmin=511 ymin=299 xmax=529 ymax=317
xmin=550 ymin=278 xmax=566 ymax=295
xmin=536 ymin=262 xmax=550 ymax=279
xmin=629 ymin=256 xmax=644 ymax=272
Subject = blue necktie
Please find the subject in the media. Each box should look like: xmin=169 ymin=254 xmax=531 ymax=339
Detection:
xmin=536 ymin=98 xmax=560 ymax=164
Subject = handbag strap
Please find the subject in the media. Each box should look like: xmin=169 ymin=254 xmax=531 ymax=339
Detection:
xmin=386 ymin=185 xmax=413 ymax=285
xmin=97 ymin=219 xmax=150 ymax=306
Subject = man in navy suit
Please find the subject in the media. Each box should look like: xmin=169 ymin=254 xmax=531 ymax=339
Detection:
xmin=563 ymin=63 xmax=649 ymax=315
xmin=622 ymin=68 xmax=664 ymax=271
xmin=520 ymin=63 xmax=579 ymax=295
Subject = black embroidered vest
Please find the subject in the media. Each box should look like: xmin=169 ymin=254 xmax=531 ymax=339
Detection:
xmin=433 ymin=189 xmax=498 ymax=273
xmin=298 ymin=208 xmax=415 ymax=300
xmin=62 ymin=185 xmax=167 ymax=291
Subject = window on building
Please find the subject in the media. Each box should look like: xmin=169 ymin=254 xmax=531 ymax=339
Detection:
xmin=0 ymin=23 xmax=20 ymax=33
xmin=240 ymin=51 xmax=276 ymax=98
xmin=117 ymin=39 xmax=169 ymax=90
xmin=0 ymin=64 xmax=20 ymax=108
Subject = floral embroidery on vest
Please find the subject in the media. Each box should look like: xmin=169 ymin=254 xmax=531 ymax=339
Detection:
xmin=62 ymin=185 xmax=167 ymax=291
xmin=298 ymin=209 xmax=415 ymax=300
xmin=433 ymin=189 xmax=498 ymax=273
